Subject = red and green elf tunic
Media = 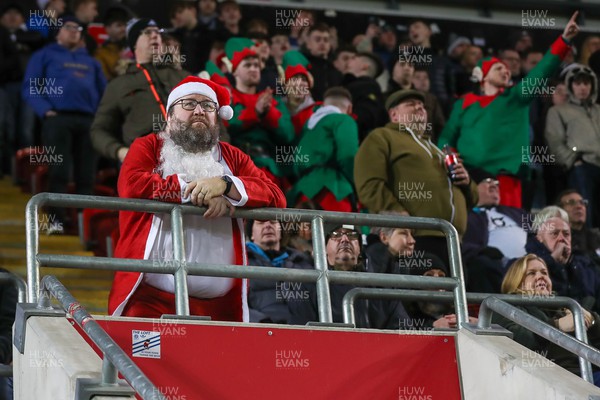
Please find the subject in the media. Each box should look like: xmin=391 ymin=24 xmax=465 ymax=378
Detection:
xmin=225 ymin=88 xmax=295 ymax=180
xmin=438 ymin=36 xmax=572 ymax=207
xmin=286 ymin=105 xmax=359 ymax=212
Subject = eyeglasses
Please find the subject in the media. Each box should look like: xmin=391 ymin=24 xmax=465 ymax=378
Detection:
xmin=562 ymin=199 xmax=588 ymax=207
xmin=330 ymin=230 xmax=360 ymax=241
xmin=141 ymin=28 xmax=164 ymax=36
xmin=482 ymin=178 xmax=500 ymax=186
xmin=63 ymin=24 xmax=83 ymax=32
xmin=174 ymin=99 xmax=217 ymax=112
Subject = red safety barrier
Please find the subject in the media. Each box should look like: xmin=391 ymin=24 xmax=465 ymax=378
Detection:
xmin=74 ymin=317 xmax=462 ymax=400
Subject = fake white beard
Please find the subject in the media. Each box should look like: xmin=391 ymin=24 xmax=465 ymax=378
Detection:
xmin=157 ymin=131 xmax=224 ymax=181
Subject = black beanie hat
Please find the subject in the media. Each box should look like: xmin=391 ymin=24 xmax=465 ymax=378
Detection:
xmin=126 ymin=18 xmax=158 ymax=50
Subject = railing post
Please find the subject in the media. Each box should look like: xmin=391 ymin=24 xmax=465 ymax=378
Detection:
xmin=446 ymin=226 xmax=468 ymax=327
xmin=25 ymin=195 xmax=43 ymax=303
xmin=565 ymin=299 xmax=593 ymax=383
xmin=312 ymin=216 xmax=332 ymax=323
xmin=101 ymin=356 xmax=118 ymax=385
xmin=171 ymin=207 xmax=190 ymax=316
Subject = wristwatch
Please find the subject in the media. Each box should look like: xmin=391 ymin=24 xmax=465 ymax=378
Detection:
xmin=221 ymin=175 xmax=233 ymax=195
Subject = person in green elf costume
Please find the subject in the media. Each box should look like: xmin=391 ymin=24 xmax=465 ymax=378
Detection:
xmin=277 ymin=50 xmax=317 ymax=136
xmin=223 ymin=37 xmax=295 ymax=185
xmin=438 ymin=12 xmax=580 ymax=209
xmin=286 ymin=86 xmax=359 ymax=212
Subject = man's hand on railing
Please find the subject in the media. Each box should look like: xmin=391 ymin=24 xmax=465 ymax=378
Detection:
xmin=203 ymin=197 xmax=235 ymax=219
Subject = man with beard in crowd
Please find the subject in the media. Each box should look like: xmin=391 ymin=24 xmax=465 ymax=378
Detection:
xmin=108 ymin=76 xmax=286 ymax=321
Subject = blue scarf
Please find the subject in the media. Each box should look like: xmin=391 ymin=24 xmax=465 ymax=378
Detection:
xmin=246 ymin=242 xmax=289 ymax=267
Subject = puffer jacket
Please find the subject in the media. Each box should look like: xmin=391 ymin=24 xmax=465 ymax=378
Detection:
xmin=545 ymin=64 xmax=600 ymax=169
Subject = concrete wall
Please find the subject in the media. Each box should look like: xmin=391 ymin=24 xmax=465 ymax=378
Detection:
xmin=457 ymin=329 xmax=600 ymax=400
xmin=13 ymin=316 xmax=134 ymax=400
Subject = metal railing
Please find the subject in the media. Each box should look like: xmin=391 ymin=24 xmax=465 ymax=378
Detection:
xmin=25 ymin=193 xmax=469 ymax=325
xmin=24 ymin=193 xmax=600 ymax=389
xmin=479 ymin=297 xmax=600 ymax=384
xmin=342 ymin=288 xmax=595 ymax=383
xmin=0 ymin=272 xmax=27 ymax=303
xmin=38 ymin=275 xmax=164 ymax=400
xmin=0 ymin=272 xmax=27 ymax=377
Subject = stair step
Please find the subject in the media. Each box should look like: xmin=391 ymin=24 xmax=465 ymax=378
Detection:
xmin=0 ymin=176 xmax=111 ymax=315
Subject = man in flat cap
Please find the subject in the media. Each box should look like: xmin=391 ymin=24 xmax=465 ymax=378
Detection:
xmin=355 ymin=89 xmax=477 ymax=263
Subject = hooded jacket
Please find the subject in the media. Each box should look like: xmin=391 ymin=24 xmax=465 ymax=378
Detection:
xmin=545 ymin=65 xmax=600 ymax=169
xmin=354 ymin=122 xmax=478 ymax=238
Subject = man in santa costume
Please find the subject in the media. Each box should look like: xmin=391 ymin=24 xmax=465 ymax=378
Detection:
xmin=438 ymin=12 xmax=580 ymax=208
xmin=108 ymin=76 xmax=286 ymax=321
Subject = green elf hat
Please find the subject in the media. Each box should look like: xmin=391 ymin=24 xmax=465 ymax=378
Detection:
xmin=199 ymin=60 xmax=231 ymax=88
xmin=224 ymin=37 xmax=258 ymax=73
xmin=471 ymin=56 xmax=507 ymax=83
xmin=280 ymin=50 xmax=313 ymax=87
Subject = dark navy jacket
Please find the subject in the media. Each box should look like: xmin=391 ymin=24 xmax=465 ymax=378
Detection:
xmin=525 ymin=235 xmax=600 ymax=312
xmin=246 ymin=243 xmax=314 ymax=324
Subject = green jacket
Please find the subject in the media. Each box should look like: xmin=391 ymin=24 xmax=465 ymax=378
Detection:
xmin=438 ymin=36 xmax=571 ymax=176
xmin=226 ymin=88 xmax=295 ymax=177
xmin=354 ymin=122 xmax=477 ymax=237
xmin=91 ymin=63 xmax=188 ymax=159
xmin=287 ymin=106 xmax=359 ymax=206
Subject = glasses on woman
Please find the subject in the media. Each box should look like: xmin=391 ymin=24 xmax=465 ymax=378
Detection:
xmin=174 ymin=99 xmax=217 ymax=112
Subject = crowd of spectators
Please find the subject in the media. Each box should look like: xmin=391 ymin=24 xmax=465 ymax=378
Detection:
xmin=1 ymin=0 xmax=600 ymax=356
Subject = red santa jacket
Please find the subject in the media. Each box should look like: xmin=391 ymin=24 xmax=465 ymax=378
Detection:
xmin=108 ymin=133 xmax=286 ymax=320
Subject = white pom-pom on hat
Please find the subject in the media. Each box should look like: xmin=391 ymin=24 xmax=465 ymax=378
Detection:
xmin=218 ymin=105 xmax=234 ymax=121
xmin=471 ymin=66 xmax=483 ymax=83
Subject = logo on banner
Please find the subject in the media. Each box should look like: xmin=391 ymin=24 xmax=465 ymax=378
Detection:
xmin=132 ymin=330 xmax=161 ymax=359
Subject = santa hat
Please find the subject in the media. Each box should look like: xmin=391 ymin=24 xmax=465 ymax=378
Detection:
xmin=280 ymin=50 xmax=313 ymax=86
xmin=471 ymin=57 xmax=507 ymax=83
xmin=224 ymin=37 xmax=257 ymax=72
xmin=166 ymin=76 xmax=234 ymax=120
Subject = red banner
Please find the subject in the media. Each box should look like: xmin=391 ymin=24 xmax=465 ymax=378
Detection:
xmin=74 ymin=318 xmax=462 ymax=400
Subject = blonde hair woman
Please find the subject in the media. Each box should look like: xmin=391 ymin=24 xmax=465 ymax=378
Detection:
xmin=493 ymin=254 xmax=600 ymax=385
